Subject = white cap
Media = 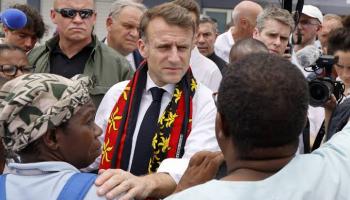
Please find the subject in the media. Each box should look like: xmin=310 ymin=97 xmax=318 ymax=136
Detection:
xmin=302 ymin=5 xmax=323 ymax=23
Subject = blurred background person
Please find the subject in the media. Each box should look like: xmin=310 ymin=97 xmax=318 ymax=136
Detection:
xmin=105 ymin=0 xmax=146 ymax=70
xmin=196 ymin=15 xmax=226 ymax=72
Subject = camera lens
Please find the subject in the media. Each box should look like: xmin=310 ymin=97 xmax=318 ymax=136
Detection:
xmin=309 ymin=80 xmax=333 ymax=107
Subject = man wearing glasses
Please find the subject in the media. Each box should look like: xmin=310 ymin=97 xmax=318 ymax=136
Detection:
xmin=28 ymin=0 xmax=133 ymax=107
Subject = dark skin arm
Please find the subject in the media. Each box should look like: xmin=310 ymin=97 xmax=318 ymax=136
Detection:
xmin=174 ymin=151 xmax=224 ymax=193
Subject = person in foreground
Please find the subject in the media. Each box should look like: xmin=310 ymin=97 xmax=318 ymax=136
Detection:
xmin=0 ymin=73 xmax=107 ymax=199
xmin=167 ymin=53 xmax=350 ymax=200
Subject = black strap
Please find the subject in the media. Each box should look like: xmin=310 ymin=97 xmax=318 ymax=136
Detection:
xmin=302 ymin=119 xmax=311 ymax=153
xmin=311 ymin=121 xmax=325 ymax=151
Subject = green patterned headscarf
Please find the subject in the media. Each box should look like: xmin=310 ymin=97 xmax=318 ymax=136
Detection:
xmin=0 ymin=73 xmax=92 ymax=153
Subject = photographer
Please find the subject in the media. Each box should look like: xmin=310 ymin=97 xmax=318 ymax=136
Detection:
xmin=323 ymin=27 xmax=350 ymax=140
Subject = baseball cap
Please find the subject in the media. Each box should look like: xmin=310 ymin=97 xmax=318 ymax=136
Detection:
xmin=302 ymin=5 xmax=323 ymax=24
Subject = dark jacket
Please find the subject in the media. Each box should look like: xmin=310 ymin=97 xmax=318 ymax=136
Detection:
xmin=28 ymin=35 xmax=133 ymax=106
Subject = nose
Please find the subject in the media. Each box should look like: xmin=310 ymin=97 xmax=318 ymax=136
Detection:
xmin=15 ymin=69 xmax=24 ymax=77
xmin=72 ymin=13 xmax=84 ymax=23
xmin=129 ymin=28 xmax=139 ymax=38
xmin=168 ymin=46 xmax=181 ymax=64
xmin=274 ymin=37 xmax=281 ymax=46
xmin=197 ymin=34 xmax=205 ymax=43
xmin=24 ymin=37 xmax=36 ymax=50
xmin=94 ymin=123 xmax=103 ymax=138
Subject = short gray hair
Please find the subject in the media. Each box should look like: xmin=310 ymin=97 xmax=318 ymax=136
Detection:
xmin=256 ymin=7 xmax=294 ymax=33
xmin=108 ymin=0 xmax=147 ymax=18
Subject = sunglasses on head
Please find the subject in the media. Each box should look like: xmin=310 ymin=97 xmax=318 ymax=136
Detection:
xmin=55 ymin=8 xmax=94 ymax=19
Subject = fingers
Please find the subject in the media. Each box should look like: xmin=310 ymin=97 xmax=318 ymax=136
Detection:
xmin=95 ymin=169 xmax=128 ymax=196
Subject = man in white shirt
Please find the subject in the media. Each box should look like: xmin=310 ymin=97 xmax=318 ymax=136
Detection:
xmin=214 ymin=1 xmax=262 ymax=62
xmin=93 ymin=3 xmax=219 ymax=200
xmin=105 ymin=0 xmax=146 ymax=70
xmin=173 ymin=0 xmax=222 ymax=92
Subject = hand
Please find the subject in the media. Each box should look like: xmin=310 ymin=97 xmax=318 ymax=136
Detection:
xmin=324 ymin=94 xmax=337 ymax=112
xmin=95 ymin=169 xmax=151 ymax=200
xmin=174 ymin=151 xmax=224 ymax=193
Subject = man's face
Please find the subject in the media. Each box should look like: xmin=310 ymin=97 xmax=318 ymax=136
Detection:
xmin=56 ymin=101 xmax=102 ymax=169
xmin=0 ymin=49 xmax=30 ymax=86
xmin=138 ymin=17 xmax=193 ymax=87
xmin=106 ymin=6 xmax=143 ymax=56
xmin=334 ymin=51 xmax=350 ymax=89
xmin=253 ymin=19 xmax=291 ymax=55
xmin=196 ymin=22 xmax=217 ymax=57
xmin=318 ymin=19 xmax=342 ymax=50
xmin=3 ymin=27 xmax=37 ymax=52
xmin=294 ymin=14 xmax=321 ymax=46
xmin=51 ymin=0 xmax=96 ymax=43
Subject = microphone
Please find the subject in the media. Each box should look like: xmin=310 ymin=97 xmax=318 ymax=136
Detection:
xmin=0 ymin=8 xmax=27 ymax=30
xmin=295 ymin=45 xmax=321 ymax=68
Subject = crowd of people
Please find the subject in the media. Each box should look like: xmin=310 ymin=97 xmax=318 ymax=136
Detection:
xmin=0 ymin=0 xmax=350 ymax=199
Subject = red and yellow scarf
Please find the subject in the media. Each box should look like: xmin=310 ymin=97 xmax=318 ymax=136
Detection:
xmin=99 ymin=62 xmax=197 ymax=173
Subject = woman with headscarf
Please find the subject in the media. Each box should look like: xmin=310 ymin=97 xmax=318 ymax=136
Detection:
xmin=0 ymin=73 xmax=106 ymax=199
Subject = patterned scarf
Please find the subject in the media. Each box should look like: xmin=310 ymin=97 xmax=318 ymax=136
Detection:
xmin=99 ymin=62 xmax=197 ymax=173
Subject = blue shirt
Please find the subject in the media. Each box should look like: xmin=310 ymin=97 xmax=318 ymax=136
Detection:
xmin=3 ymin=161 xmax=106 ymax=200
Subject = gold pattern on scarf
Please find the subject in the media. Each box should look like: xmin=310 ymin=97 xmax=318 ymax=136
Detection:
xmin=102 ymin=138 xmax=113 ymax=164
xmin=108 ymin=107 xmax=123 ymax=132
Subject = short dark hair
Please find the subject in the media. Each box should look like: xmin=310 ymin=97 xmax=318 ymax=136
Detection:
xmin=139 ymin=2 xmax=195 ymax=41
xmin=327 ymin=28 xmax=350 ymax=55
xmin=229 ymin=38 xmax=268 ymax=63
xmin=218 ymin=53 xmax=309 ymax=159
xmin=172 ymin=0 xmax=200 ymax=27
xmin=10 ymin=4 xmax=46 ymax=39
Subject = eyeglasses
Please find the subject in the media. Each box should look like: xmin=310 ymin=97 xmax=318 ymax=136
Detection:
xmin=54 ymin=8 xmax=94 ymax=19
xmin=212 ymin=92 xmax=218 ymax=107
xmin=0 ymin=65 xmax=35 ymax=76
xmin=298 ymin=19 xmax=320 ymax=27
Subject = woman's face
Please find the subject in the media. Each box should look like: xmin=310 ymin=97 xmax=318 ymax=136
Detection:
xmin=56 ymin=101 xmax=102 ymax=169
xmin=334 ymin=51 xmax=350 ymax=92
xmin=0 ymin=49 xmax=30 ymax=86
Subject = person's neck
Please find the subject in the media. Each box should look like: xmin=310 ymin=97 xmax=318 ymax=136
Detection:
xmin=223 ymin=156 xmax=293 ymax=181
xmin=294 ymin=38 xmax=315 ymax=52
xmin=58 ymin=36 xmax=92 ymax=59
xmin=231 ymin=26 xmax=246 ymax=42
xmin=223 ymin=145 xmax=296 ymax=181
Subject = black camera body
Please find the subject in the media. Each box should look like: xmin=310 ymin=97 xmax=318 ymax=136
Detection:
xmin=305 ymin=55 xmax=344 ymax=107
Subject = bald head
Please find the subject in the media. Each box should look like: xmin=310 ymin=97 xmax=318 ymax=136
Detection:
xmin=54 ymin=0 xmax=96 ymax=8
xmin=232 ymin=1 xmax=262 ymax=24
xmin=231 ymin=1 xmax=263 ymax=40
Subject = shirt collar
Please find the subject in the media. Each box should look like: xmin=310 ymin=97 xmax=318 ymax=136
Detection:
xmin=7 ymin=161 xmax=79 ymax=175
xmin=146 ymin=71 xmax=174 ymax=95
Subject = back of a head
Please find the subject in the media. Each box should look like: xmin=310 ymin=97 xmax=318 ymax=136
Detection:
xmin=232 ymin=1 xmax=262 ymax=24
xmin=218 ymin=53 xmax=309 ymax=159
xmin=229 ymin=38 xmax=268 ymax=63
xmin=10 ymin=4 xmax=46 ymax=39
xmin=327 ymin=27 xmax=350 ymax=55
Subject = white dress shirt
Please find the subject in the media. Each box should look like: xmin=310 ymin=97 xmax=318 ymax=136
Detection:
xmin=91 ymin=72 xmax=220 ymax=183
xmin=214 ymin=28 xmax=235 ymax=63
xmin=190 ymin=47 xmax=222 ymax=92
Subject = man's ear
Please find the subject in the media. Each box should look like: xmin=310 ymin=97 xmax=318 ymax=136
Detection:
xmin=106 ymin=17 xmax=113 ymax=32
xmin=138 ymin=38 xmax=148 ymax=58
xmin=252 ymin=27 xmax=259 ymax=39
xmin=215 ymin=112 xmax=229 ymax=141
xmin=42 ymin=129 xmax=59 ymax=150
xmin=2 ymin=26 xmax=9 ymax=37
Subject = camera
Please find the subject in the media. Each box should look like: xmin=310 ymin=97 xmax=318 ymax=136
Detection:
xmin=305 ymin=55 xmax=344 ymax=107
